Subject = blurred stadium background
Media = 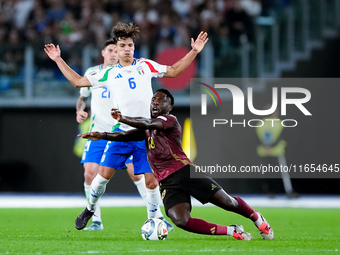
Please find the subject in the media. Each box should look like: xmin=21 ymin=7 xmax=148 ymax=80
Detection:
xmin=0 ymin=0 xmax=340 ymax=196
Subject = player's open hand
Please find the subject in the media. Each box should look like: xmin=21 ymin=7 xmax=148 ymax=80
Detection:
xmin=111 ymin=108 xmax=122 ymax=121
xmin=78 ymin=131 xmax=104 ymax=141
xmin=44 ymin=43 xmax=61 ymax=61
xmin=191 ymin=31 xmax=209 ymax=53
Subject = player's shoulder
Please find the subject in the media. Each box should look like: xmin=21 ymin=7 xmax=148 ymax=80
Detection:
xmin=137 ymin=57 xmax=149 ymax=62
xmin=84 ymin=65 xmax=101 ymax=76
xmin=137 ymin=58 xmax=157 ymax=64
xmin=85 ymin=64 xmax=118 ymax=76
xmin=157 ymin=114 xmax=177 ymax=122
xmin=103 ymin=64 xmax=119 ymax=72
xmin=137 ymin=58 xmax=166 ymax=74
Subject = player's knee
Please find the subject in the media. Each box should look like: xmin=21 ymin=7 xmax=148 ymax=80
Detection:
xmin=144 ymin=173 xmax=158 ymax=189
xmin=230 ymin=196 xmax=239 ymax=208
xmin=129 ymin=173 xmax=142 ymax=182
xmin=168 ymin=213 xmax=188 ymax=229
xmin=145 ymin=181 xmax=158 ymax=189
xmin=211 ymin=189 xmax=239 ymax=211
xmin=167 ymin=207 xmax=190 ymax=229
xmin=84 ymin=172 xmax=96 ymax=183
xmin=98 ymin=166 xmax=116 ymax=179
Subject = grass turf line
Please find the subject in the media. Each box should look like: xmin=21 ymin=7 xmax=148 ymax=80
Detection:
xmin=0 ymin=207 xmax=339 ymax=254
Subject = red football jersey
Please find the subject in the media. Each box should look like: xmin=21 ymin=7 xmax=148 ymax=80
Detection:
xmin=144 ymin=114 xmax=191 ymax=181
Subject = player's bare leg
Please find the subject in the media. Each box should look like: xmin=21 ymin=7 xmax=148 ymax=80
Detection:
xmin=84 ymin=163 xmax=98 ymax=185
xmin=209 ymin=189 xmax=274 ymax=240
xmin=167 ymin=202 xmax=252 ymax=240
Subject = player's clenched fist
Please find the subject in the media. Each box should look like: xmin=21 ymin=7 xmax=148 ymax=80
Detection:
xmin=111 ymin=108 xmax=122 ymax=121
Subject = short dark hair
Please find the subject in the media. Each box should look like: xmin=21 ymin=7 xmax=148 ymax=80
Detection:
xmin=112 ymin=22 xmax=140 ymax=44
xmin=155 ymin=88 xmax=174 ymax=106
xmin=102 ymin=39 xmax=115 ymax=50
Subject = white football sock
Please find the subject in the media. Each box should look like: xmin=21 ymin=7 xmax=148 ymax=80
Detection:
xmin=85 ymin=183 xmax=102 ymax=223
xmin=227 ymin=225 xmax=235 ymax=236
xmin=84 ymin=183 xmax=102 ymax=222
xmin=154 ymin=185 xmax=164 ymax=218
xmin=88 ymin=174 xmax=109 ymax=212
xmin=254 ymin=212 xmax=263 ymax=226
xmin=146 ymin=187 xmax=163 ymax=219
xmin=84 ymin=183 xmax=90 ymax=203
xmin=92 ymin=205 xmax=102 ymax=223
xmin=134 ymin=175 xmax=147 ymax=201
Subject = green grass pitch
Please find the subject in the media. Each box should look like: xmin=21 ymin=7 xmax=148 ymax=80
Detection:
xmin=0 ymin=207 xmax=339 ymax=254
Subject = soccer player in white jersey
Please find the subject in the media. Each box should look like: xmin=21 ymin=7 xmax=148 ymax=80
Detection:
xmin=44 ymin=21 xmax=208 ymax=231
xmin=75 ymin=39 xmax=151 ymax=230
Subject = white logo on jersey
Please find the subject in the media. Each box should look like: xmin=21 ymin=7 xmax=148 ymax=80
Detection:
xmin=157 ymin=116 xmax=167 ymax=121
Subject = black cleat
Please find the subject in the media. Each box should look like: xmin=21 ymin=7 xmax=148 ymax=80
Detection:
xmin=75 ymin=207 xmax=94 ymax=230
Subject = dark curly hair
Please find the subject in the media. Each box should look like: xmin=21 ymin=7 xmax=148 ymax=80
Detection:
xmin=111 ymin=22 xmax=140 ymax=44
xmin=155 ymin=88 xmax=174 ymax=106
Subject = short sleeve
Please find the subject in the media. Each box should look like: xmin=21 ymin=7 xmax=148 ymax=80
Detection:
xmin=157 ymin=114 xmax=176 ymax=130
xmin=79 ymin=87 xmax=91 ymax=98
xmin=86 ymin=71 xmax=103 ymax=88
xmin=142 ymin=59 xmax=167 ymax=78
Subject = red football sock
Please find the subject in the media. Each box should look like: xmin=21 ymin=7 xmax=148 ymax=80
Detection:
xmin=233 ymin=196 xmax=258 ymax=222
xmin=185 ymin=217 xmax=229 ymax=235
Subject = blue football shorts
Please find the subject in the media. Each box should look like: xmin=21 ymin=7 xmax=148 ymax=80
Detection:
xmin=81 ymin=139 xmax=107 ymax=164
xmin=81 ymin=139 xmax=134 ymax=167
xmin=99 ymin=140 xmax=152 ymax=174
xmin=126 ymin=155 xmax=133 ymax=164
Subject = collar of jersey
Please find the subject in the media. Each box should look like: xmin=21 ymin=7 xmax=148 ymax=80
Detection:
xmin=118 ymin=59 xmax=136 ymax=68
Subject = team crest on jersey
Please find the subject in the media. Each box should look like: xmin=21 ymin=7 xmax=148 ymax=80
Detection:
xmin=137 ymin=66 xmax=145 ymax=75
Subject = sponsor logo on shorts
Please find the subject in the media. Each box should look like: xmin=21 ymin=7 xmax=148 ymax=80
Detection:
xmin=162 ymin=189 xmax=166 ymax=200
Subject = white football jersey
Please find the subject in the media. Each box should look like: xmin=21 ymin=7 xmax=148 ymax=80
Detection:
xmin=87 ymin=59 xmax=167 ymax=131
xmin=80 ymin=64 xmax=118 ymax=132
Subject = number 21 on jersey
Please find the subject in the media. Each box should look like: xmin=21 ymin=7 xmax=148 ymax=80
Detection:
xmin=102 ymin=87 xmax=110 ymax=98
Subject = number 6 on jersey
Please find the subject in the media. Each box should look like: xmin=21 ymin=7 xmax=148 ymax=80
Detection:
xmin=129 ymin=77 xmax=136 ymax=89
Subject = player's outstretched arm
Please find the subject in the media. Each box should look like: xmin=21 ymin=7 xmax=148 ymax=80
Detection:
xmin=79 ymin=131 xmax=104 ymax=141
xmin=164 ymin=31 xmax=209 ymax=78
xmin=44 ymin=44 xmax=91 ymax=88
xmin=111 ymin=108 xmax=164 ymax=130
xmin=79 ymin=129 xmax=145 ymax=142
